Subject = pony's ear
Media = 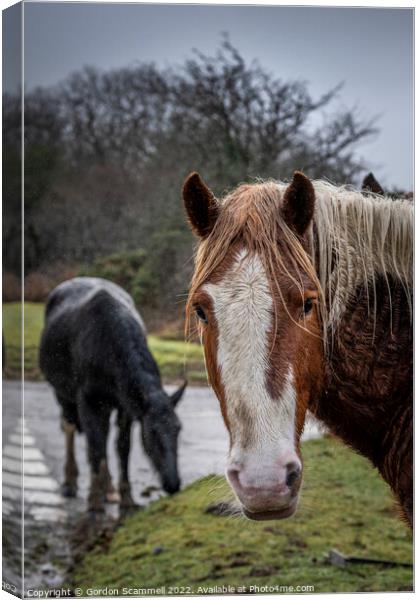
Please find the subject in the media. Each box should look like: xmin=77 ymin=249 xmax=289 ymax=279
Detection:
xmin=282 ymin=171 xmax=315 ymax=236
xmin=362 ymin=172 xmax=384 ymax=195
xmin=171 ymin=380 xmax=187 ymax=408
xmin=183 ymin=172 xmax=219 ymax=238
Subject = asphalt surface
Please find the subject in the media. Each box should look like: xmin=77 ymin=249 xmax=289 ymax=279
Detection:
xmin=3 ymin=381 xmax=323 ymax=514
xmin=3 ymin=380 xmax=325 ymax=514
xmin=2 ymin=380 xmax=323 ymax=593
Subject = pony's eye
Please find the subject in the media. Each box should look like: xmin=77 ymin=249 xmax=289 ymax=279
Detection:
xmin=195 ymin=305 xmax=208 ymax=324
xmin=303 ymin=298 xmax=314 ymax=315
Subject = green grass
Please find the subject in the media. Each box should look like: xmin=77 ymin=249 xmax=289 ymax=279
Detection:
xmin=148 ymin=336 xmax=206 ymax=385
xmin=72 ymin=437 xmax=412 ymax=594
xmin=2 ymin=302 xmax=207 ymax=384
xmin=3 ymin=302 xmax=43 ymax=380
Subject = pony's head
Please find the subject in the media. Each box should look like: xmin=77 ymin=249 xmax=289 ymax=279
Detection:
xmin=184 ymin=172 xmax=324 ymax=520
xmin=141 ymin=381 xmax=187 ymax=494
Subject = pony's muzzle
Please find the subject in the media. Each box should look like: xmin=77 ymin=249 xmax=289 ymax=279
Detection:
xmin=226 ymin=458 xmax=302 ymax=519
xmin=162 ymin=475 xmax=180 ymax=495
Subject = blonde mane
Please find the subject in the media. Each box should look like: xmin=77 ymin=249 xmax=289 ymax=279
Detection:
xmin=187 ymin=179 xmax=413 ymax=345
xmin=309 ymin=180 xmax=413 ymax=338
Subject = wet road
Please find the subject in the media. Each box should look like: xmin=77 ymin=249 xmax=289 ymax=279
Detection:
xmin=3 ymin=381 xmax=323 ymax=517
xmin=2 ymin=380 xmax=323 ymax=593
xmin=3 ymin=381 xmax=232 ymax=521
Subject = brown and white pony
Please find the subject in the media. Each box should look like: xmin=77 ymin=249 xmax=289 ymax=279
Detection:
xmin=183 ymin=171 xmax=413 ymax=526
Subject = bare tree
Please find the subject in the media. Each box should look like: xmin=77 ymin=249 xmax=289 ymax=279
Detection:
xmin=10 ymin=39 xmax=379 ymax=317
xmin=168 ymin=39 xmax=377 ymax=186
xmin=60 ymin=64 xmax=170 ymax=173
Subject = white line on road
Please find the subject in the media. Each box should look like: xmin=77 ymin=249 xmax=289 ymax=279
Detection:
xmin=23 ymin=490 xmax=64 ymax=506
xmin=9 ymin=434 xmax=36 ymax=445
xmin=3 ymin=445 xmax=43 ymax=461
xmin=4 ymin=471 xmax=59 ymax=492
xmin=3 ymin=457 xmax=49 ymax=476
xmin=2 ymin=500 xmax=14 ymax=515
xmin=3 ymin=486 xmax=22 ymax=501
xmin=3 ymin=420 xmax=67 ymax=523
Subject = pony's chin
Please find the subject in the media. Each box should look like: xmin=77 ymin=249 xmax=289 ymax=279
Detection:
xmin=242 ymin=499 xmax=298 ymax=521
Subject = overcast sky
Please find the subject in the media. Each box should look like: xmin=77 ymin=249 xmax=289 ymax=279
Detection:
xmin=4 ymin=2 xmax=414 ymax=189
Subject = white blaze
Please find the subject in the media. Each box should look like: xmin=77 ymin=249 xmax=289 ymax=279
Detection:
xmin=204 ymin=250 xmax=299 ymax=480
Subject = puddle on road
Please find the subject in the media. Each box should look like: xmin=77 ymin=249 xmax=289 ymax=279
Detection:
xmin=3 ymin=493 xmax=151 ymax=597
xmin=2 ymin=415 xmax=135 ymax=597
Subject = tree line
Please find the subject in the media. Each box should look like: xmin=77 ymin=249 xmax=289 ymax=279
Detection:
xmin=3 ymin=40 xmax=378 ymax=321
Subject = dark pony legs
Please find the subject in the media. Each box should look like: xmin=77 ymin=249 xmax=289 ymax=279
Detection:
xmin=117 ymin=408 xmax=135 ymax=508
xmin=59 ymin=392 xmax=136 ymax=512
xmin=61 ymin=418 xmax=79 ymax=497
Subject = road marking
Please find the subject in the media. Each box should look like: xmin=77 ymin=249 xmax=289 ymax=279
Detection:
xmin=17 ymin=418 xmax=30 ymax=435
xmin=4 ymin=445 xmax=43 ymax=461
xmin=4 ymin=472 xmax=59 ymax=492
xmin=9 ymin=434 xmax=36 ymax=445
xmin=2 ymin=500 xmax=14 ymax=515
xmin=3 ymin=486 xmax=22 ymax=501
xmin=3 ymin=422 xmax=67 ymax=523
xmin=3 ymin=457 xmax=49 ymax=476
xmin=24 ymin=491 xmax=64 ymax=506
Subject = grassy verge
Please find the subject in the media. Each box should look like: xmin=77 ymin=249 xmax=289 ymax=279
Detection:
xmin=2 ymin=302 xmax=207 ymax=384
xmin=72 ymin=437 xmax=412 ymax=594
xmin=2 ymin=302 xmax=43 ymax=380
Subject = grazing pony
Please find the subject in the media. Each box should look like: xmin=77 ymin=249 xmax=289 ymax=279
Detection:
xmin=40 ymin=277 xmax=186 ymax=512
xmin=183 ymin=172 xmax=412 ymax=526
xmin=362 ymin=172 xmax=385 ymax=195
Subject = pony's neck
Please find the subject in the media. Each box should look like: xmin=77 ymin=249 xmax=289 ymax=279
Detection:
xmin=310 ymin=274 xmax=412 ymax=476
xmin=309 ymin=182 xmax=413 ymax=336
xmin=119 ymin=336 xmax=163 ymax=414
xmin=307 ymin=184 xmax=413 ymax=481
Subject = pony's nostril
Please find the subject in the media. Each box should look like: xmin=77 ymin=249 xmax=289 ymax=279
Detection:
xmin=285 ymin=462 xmax=301 ymax=488
xmin=286 ymin=470 xmax=299 ymax=488
xmin=227 ymin=468 xmax=241 ymax=490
